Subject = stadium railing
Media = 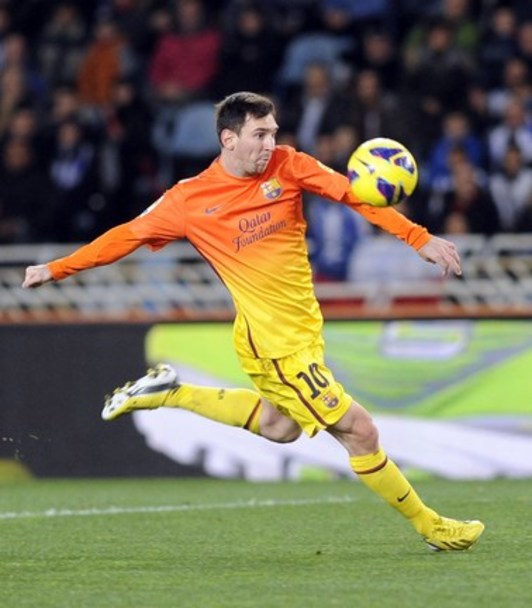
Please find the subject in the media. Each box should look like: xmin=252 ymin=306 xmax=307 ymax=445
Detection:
xmin=1 ymin=234 xmax=531 ymax=322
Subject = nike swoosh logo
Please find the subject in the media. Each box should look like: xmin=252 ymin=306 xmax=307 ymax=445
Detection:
xmin=129 ymin=382 xmax=179 ymax=395
xmin=397 ymin=489 xmax=411 ymax=503
xmin=205 ymin=205 xmax=224 ymax=215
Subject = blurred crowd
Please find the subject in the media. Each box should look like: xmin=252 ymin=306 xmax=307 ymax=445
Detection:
xmin=0 ymin=0 xmax=531 ymax=279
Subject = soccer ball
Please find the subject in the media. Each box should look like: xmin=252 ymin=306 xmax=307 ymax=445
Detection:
xmin=347 ymin=138 xmax=418 ymax=207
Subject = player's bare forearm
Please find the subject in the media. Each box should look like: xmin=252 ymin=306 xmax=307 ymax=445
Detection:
xmin=417 ymin=235 xmax=462 ymax=277
xmin=22 ymin=223 xmax=145 ymax=287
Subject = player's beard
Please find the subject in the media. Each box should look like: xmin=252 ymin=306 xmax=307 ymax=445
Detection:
xmin=254 ymin=155 xmax=271 ymax=174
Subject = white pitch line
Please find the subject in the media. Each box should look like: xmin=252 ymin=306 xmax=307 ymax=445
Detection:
xmin=0 ymin=495 xmax=357 ymax=521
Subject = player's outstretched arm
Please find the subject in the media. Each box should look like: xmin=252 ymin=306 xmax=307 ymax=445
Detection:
xmin=417 ymin=235 xmax=462 ymax=277
xmin=21 ymin=223 xmax=147 ymax=289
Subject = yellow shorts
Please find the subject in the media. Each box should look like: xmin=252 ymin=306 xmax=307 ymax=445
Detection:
xmin=239 ymin=341 xmax=353 ymax=437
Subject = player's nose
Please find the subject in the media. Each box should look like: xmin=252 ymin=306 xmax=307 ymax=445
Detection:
xmin=263 ymin=134 xmax=275 ymax=151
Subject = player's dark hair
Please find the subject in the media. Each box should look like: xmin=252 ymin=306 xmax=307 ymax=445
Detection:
xmin=214 ymin=92 xmax=275 ymax=139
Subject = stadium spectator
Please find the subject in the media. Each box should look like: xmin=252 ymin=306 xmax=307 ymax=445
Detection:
xmin=46 ymin=84 xmax=85 ymax=127
xmin=439 ymin=0 xmax=479 ymax=58
xmin=329 ymin=123 xmax=359 ymax=170
xmin=215 ymin=2 xmax=283 ymax=97
xmin=1 ymin=107 xmax=45 ymax=165
xmin=37 ymin=2 xmax=87 ymax=87
xmin=319 ymin=0 xmax=356 ymax=37
xmin=0 ymin=138 xmax=52 ymax=243
xmin=479 ymin=5 xmax=518 ymax=89
xmin=344 ymin=69 xmax=409 ymax=146
xmin=41 ymin=84 xmax=100 ymax=156
xmin=22 ymin=91 xmax=484 ymax=553
xmin=427 ymin=110 xmax=484 ymax=191
xmin=274 ymin=31 xmax=352 ymax=101
xmin=320 ymin=0 xmax=392 ymax=36
xmin=97 ymin=0 xmax=154 ymax=58
xmin=487 ymin=57 xmax=531 ymax=119
xmin=100 ymin=78 xmax=156 ymax=221
xmin=77 ymin=18 xmax=136 ymax=110
xmin=516 ymin=21 xmax=532 ymax=68
xmin=148 ymin=0 xmax=221 ymax=102
xmin=489 ymin=144 xmax=532 ymax=232
xmin=402 ymin=0 xmax=479 ymax=70
xmin=225 ymin=0 xmax=320 ymax=42
xmin=48 ymin=119 xmax=103 ymax=242
xmin=307 ymin=194 xmax=362 ymax=282
xmin=136 ymin=4 xmax=175 ymax=63
xmin=428 ymin=161 xmax=500 ymax=235
xmin=0 ymin=32 xmax=47 ymax=102
xmin=488 ymin=96 xmax=532 ymax=169
xmin=357 ymin=29 xmax=400 ymax=92
xmin=280 ymin=61 xmax=347 ymax=154
xmin=0 ymin=66 xmax=33 ymax=138
xmin=403 ymin=18 xmax=474 ymax=115
xmin=306 ymin=129 xmax=364 ymax=282
xmin=267 ymin=0 xmax=323 ymax=39
xmin=464 ymin=80 xmax=494 ymax=136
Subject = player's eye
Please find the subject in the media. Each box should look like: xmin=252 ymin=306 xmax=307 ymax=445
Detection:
xmin=257 ymin=131 xmax=276 ymax=141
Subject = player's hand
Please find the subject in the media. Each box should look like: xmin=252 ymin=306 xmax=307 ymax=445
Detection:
xmin=22 ymin=264 xmax=53 ymax=288
xmin=418 ymin=236 xmax=462 ymax=277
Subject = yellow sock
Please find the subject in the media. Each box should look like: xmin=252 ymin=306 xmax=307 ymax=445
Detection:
xmin=159 ymin=384 xmax=262 ymax=434
xmin=350 ymin=447 xmax=437 ymax=535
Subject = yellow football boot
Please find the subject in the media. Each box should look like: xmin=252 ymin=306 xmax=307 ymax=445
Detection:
xmin=424 ymin=516 xmax=485 ymax=552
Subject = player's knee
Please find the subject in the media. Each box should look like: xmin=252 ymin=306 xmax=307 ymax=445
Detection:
xmin=267 ymin=424 xmax=302 ymax=443
xmin=258 ymin=400 xmax=302 ymax=443
xmin=328 ymin=404 xmax=379 ymax=453
xmin=276 ymin=425 xmax=302 ymax=443
xmin=261 ymin=418 xmax=302 ymax=443
xmin=356 ymin=414 xmax=379 ymax=449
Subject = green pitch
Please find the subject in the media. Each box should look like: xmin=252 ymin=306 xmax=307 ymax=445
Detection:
xmin=1 ymin=478 xmax=531 ymax=608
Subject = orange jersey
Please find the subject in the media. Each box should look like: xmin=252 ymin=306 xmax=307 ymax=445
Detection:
xmin=49 ymin=146 xmax=430 ymax=358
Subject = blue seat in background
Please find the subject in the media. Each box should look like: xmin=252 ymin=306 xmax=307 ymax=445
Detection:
xmin=276 ymin=33 xmax=353 ymax=90
xmin=171 ymin=101 xmax=220 ymax=158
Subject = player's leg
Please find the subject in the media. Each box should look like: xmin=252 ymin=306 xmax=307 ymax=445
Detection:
xmin=327 ymin=403 xmax=438 ymax=532
xmin=257 ymin=398 xmax=302 ymax=443
xmin=328 ymin=403 xmax=485 ymax=551
xmin=245 ymin=340 xmax=485 ymax=552
xmin=102 ymin=363 xmax=302 ymax=442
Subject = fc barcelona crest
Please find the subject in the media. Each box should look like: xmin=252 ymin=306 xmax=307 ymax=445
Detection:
xmin=321 ymin=391 xmax=339 ymax=409
xmin=260 ymin=178 xmax=282 ymax=200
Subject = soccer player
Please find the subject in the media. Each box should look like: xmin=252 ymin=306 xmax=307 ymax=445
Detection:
xmin=23 ymin=92 xmax=484 ymax=551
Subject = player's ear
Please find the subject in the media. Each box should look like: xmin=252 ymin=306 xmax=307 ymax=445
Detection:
xmin=220 ymin=128 xmax=237 ymax=151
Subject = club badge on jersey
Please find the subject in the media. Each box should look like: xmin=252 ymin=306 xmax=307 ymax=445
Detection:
xmin=260 ymin=178 xmax=282 ymax=200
